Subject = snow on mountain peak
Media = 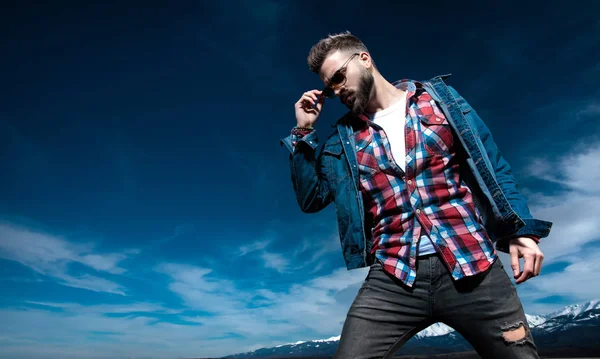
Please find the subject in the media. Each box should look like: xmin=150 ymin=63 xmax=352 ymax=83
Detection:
xmin=313 ymin=335 xmax=340 ymax=342
xmin=547 ymin=299 xmax=600 ymax=319
xmin=275 ymin=340 xmax=306 ymax=348
xmin=414 ymin=323 xmax=454 ymax=338
xmin=585 ymin=299 xmax=600 ymax=312
xmin=526 ymin=314 xmax=547 ymax=327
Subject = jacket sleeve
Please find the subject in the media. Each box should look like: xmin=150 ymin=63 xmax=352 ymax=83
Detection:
xmin=280 ymin=129 xmax=333 ymax=213
xmin=448 ymin=86 xmax=552 ymax=251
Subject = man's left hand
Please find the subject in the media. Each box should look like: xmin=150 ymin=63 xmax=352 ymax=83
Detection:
xmin=509 ymin=237 xmax=544 ymax=284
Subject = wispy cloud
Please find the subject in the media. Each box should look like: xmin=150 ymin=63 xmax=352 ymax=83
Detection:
xmin=524 ymin=141 xmax=600 ymax=260
xmin=237 ymin=225 xmax=340 ymax=275
xmin=24 ymin=301 xmax=182 ymax=315
xmin=159 ymin=260 xmax=368 ymax=347
xmin=260 ymin=252 xmax=290 ymax=273
xmin=499 ymin=139 xmax=600 ymax=314
xmin=141 ymin=223 xmax=195 ymax=253
xmin=527 ymin=141 xmax=600 ymax=195
xmin=238 ymin=239 xmax=272 ymax=256
xmin=0 ymin=221 xmax=133 ymax=295
xmin=0 ymin=218 xmax=356 ymax=356
xmin=526 ymin=246 xmax=600 ymax=299
xmin=236 ymin=232 xmax=290 ymax=273
xmin=155 ymin=263 xmax=244 ymax=313
xmin=0 ymin=307 xmax=185 ymax=359
xmin=292 ymin=230 xmax=340 ymax=274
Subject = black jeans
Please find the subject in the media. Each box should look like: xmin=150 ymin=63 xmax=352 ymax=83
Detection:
xmin=334 ymin=255 xmax=538 ymax=359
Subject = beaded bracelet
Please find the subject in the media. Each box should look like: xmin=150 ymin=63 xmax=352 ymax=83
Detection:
xmin=291 ymin=126 xmax=315 ymax=135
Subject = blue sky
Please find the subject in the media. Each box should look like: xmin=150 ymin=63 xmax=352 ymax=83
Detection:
xmin=1 ymin=1 xmax=599 ymax=358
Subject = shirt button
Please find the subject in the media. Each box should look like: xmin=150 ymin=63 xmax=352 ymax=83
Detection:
xmin=407 ymin=180 xmax=412 ymax=185
xmin=416 ymin=208 xmax=421 ymax=214
xmin=346 ymin=141 xmax=350 ymax=144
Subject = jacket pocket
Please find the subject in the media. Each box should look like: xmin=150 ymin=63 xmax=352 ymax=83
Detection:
xmin=323 ymin=140 xmax=343 ymax=156
xmin=322 ymin=139 xmax=347 ymax=184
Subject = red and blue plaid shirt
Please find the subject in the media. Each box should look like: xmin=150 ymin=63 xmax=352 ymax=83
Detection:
xmin=355 ymin=80 xmax=496 ymax=286
xmin=291 ymin=80 xmax=502 ymax=287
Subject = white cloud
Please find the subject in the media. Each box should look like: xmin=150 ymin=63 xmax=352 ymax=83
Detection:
xmin=59 ymin=274 xmax=125 ymax=295
xmin=235 ymin=223 xmax=340 ymax=274
xmin=0 ymin=223 xmax=358 ymax=357
xmin=79 ymin=254 xmax=127 ymax=274
xmin=0 ymin=297 xmax=299 ymax=358
xmin=146 ymin=221 xmax=366 ymax=355
xmin=523 ymin=142 xmax=600 ymax=261
xmin=153 ymin=259 xmax=369 ymax=355
xmin=0 ymin=307 xmax=187 ymax=359
xmin=503 ymin=140 xmax=600 ymax=312
xmin=529 ymin=247 xmax=600 ymax=298
xmin=25 ymin=301 xmax=182 ymax=315
xmin=155 ymin=263 xmax=244 ymax=314
xmin=0 ymin=221 xmax=132 ymax=295
xmin=502 ymin=242 xmax=600 ymax=316
xmin=527 ymin=140 xmax=600 ymax=194
xmin=237 ymin=232 xmax=285 ymax=274
xmin=261 ymin=252 xmax=290 ymax=273
xmin=292 ymin=230 xmax=340 ymax=274
xmin=238 ymin=239 xmax=271 ymax=256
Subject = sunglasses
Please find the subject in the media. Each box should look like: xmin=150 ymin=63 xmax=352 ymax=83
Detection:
xmin=320 ymin=52 xmax=360 ymax=99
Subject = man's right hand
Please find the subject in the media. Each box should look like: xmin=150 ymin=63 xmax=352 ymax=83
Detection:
xmin=294 ymin=89 xmax=324 ymax=128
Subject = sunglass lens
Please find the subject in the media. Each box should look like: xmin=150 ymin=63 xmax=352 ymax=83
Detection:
xmin=323 ymin=87 xmax=336 ymax=99
xmin=330 ymin=72 xmax=345 ymax=87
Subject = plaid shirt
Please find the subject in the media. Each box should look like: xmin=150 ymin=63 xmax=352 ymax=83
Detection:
xmin=290 ymin=80 xmax=501 ymax=287
xmin=355 ymin=80 xmax=496 ymax=286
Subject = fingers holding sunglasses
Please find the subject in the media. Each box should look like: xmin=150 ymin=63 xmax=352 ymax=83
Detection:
xmin=297 ymin=90 xmax=323 ymax=110
xmin=304 ymin=90 xmax=322 ymax=104
xmin=295 ymin=90 xmax=324 ymax=128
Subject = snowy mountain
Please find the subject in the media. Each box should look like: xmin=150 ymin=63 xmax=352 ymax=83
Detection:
xmin=525 ymin=314 xmax=546 ymax=327
xmin=413 ymin=322 xmax=454 ymax=339
xmin=223 ymin=300 xmax=600 ymax=358
xmin=534 ymin=299 xmax=600 ymax=333
xmin=274 ymin=336 xmax=341 ymax=348
xmin=544 ymin=299 xmax=600 ymax=321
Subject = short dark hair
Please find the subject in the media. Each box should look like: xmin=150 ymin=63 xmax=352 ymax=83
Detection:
xmin=307 ymin=31 xmax=374 ymax=73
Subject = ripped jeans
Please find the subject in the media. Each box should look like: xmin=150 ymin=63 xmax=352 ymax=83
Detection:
xmin=335 ymin=255 xmax=538 ymax=359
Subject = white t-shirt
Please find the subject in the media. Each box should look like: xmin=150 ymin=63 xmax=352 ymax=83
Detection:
xmin=369 ymin=99 xmax=436 ymax=256
xmin=371 ymin=99 xmax=407 ymax=171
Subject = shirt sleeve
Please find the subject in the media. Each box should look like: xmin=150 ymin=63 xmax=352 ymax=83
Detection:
xmin=291 ymin=127 xmax=316 ymax=150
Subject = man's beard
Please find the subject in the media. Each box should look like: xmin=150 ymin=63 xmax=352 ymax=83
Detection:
xmin=346 ymin=68 xmax=374 ymax=116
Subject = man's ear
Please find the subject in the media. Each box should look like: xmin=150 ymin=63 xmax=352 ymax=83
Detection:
xmin=360 ymin=52 xmax=372 ymax=69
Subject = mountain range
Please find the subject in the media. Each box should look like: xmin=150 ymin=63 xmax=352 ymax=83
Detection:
xmin=221 ymin=300 xmax=600 ymax=358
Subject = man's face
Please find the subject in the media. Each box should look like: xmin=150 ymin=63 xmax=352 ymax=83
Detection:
xmin=319 ymin=51 xmax=374 ymax=115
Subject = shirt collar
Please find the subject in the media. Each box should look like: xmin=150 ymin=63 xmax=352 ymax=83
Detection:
xmin=357 ymin=79 xmax=422 ymax=123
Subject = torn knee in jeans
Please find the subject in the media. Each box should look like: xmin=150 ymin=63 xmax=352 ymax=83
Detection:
xmin=501 ymin=321 xmax=531 ymax=345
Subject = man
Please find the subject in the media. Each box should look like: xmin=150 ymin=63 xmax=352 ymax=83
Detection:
xmin=280 ymin=31 xmax=552 ymax=359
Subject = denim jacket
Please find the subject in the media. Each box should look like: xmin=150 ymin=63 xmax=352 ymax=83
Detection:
xmin=280 ymin=74 xmax=553 ymax=270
